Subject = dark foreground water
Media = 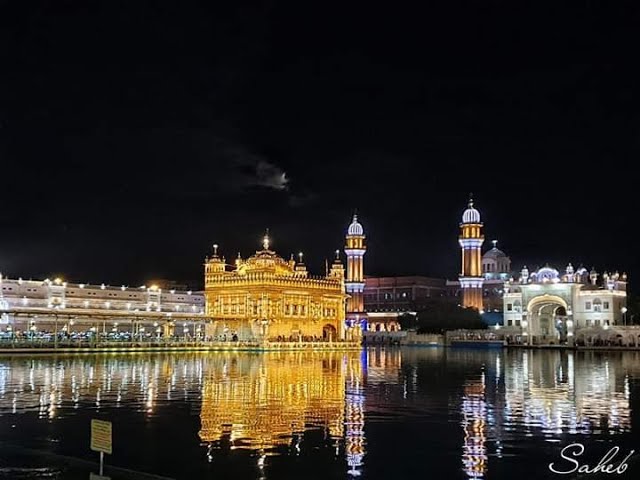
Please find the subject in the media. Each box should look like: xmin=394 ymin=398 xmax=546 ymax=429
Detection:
xmin=0 ymin=348 xmax=638 ymax=479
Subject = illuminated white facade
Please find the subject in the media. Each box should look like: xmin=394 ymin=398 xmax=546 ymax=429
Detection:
xmin=0 ymin=274 xmax=205 ymax=333
xmin=501 ymin=265 xmax=628 ymax=344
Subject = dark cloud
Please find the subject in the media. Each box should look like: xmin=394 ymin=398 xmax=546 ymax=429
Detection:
xmin=218 ymin=145 xmax=288 ymax=192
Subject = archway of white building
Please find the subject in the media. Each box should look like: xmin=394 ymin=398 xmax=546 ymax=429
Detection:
xmin=527 ymin=295 xmax=569 ymax=344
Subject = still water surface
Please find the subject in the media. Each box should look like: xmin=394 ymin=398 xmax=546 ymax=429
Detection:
xmin=0 ymin=348 xmax=638 ymax=479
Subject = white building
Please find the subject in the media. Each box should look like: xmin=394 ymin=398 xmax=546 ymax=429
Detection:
xmin=501 ymin=264 xmax=628 ymax=344
xmin=0 ymin=274 xmax=205 ymax=336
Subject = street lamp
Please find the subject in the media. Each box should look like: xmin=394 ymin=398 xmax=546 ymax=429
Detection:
xmin=621 ymin=307 xmax=628 ymax=326
xmin=29 ymin=319 xmax=36 ymax=341
xmin=260 ymin=318 xmax=268 ymax=342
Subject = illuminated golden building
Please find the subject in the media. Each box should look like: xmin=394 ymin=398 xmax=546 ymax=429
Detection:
xmin=198 ymin=351 xmax=362 ymax=453
xmin=204 ymin=232 xmax=348 ymax=342
xmin=459 ymin=196 xmax=485 ymax=310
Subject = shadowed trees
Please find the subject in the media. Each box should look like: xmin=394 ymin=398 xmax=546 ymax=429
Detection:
xmin=398 ymin=300 xmax=486 ymax=334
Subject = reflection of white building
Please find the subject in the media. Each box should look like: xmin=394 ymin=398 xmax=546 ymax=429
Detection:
xmin=503 ymin=351 xmax=631 ymax=435
xmin=501 ymin=265 xmax=627 ymax=344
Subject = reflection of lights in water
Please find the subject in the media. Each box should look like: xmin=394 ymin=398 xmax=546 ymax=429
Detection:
xmin=293 ymin=434 xmax=301 ymax=455
xmin=257 ymin=451 xmax=266 ymax=469
xmin=461 ymin=375 xmax=487 ymax=479
xmin=504 ymin=352 xmax=631 ymax=435
xmin=624 ymin=375 xmax=630 ymax=400
xmin=345 ymin=360 xmax=365 ymax=478
xmin=198 ymin=351 xmax=362 ymax=465
xmin=0 ymin=357 xmax=194 ymax=420
xmin=206 ymin=443 xmax=213 ymax=463
xmin=0 ymin=352 xmax=368 ymax=474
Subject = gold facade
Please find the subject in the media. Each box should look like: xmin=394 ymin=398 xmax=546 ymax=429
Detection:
xmin=204 ymin=235 xmax=348 ymax=342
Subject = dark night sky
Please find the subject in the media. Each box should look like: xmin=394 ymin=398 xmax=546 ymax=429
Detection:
xmin=1 ymin=2 xmax=639 ymax=290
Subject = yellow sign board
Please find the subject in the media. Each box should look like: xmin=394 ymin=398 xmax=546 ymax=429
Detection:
xmin=90 ymin=419 xmax=112 ymax=455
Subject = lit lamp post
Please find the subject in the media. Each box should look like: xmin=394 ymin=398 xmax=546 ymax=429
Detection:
xmin=29 ymin=319 xmax=37 ymax=341
xmin=133 ymin=309 xmax=140 ymax=341
xmin=53 ymin=310 xmax=58 ymax=349
xmin=521 ymin=319 xmax=528 ymax=345
xmin=621 ymin=307 xmax=628 ymax=326
xmin=566 ymin=319 xmax=574 ymax=346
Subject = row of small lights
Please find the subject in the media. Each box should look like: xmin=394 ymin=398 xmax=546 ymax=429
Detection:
xmin=11 ymin=277 xmax=195 ymax=296
xmin=213 ymin=243 xmax=344 ymax=263
xmin=7 ymin=319 xmax=202 ymax=334
xmin=43 ymin=301 xmax=201 ymax=312
xmin=20 ymin=296 xmax=204 ymax=313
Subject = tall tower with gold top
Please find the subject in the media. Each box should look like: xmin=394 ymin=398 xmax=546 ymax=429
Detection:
xmin=345 ymin=214 xmax=366 ymax=325
xmin=458 ymin=196 xmax=485 ymax=310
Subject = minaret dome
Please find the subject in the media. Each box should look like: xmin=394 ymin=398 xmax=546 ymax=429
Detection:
xmin=461 ymin=197 xmax=481 ymax=224
xmin=348 ymin=214 xmax=364 ymax=236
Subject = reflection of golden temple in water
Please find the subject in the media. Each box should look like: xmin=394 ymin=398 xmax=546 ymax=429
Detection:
xmin=197 ymin=351 xmax=366 ymax=474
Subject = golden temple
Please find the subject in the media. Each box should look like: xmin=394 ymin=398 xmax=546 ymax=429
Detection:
xmin=204 ymin=231 xmax=349 ymax=342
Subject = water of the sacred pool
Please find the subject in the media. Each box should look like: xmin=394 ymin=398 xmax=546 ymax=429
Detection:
xmin=0 ymin=348 xmax=637 ymax=479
